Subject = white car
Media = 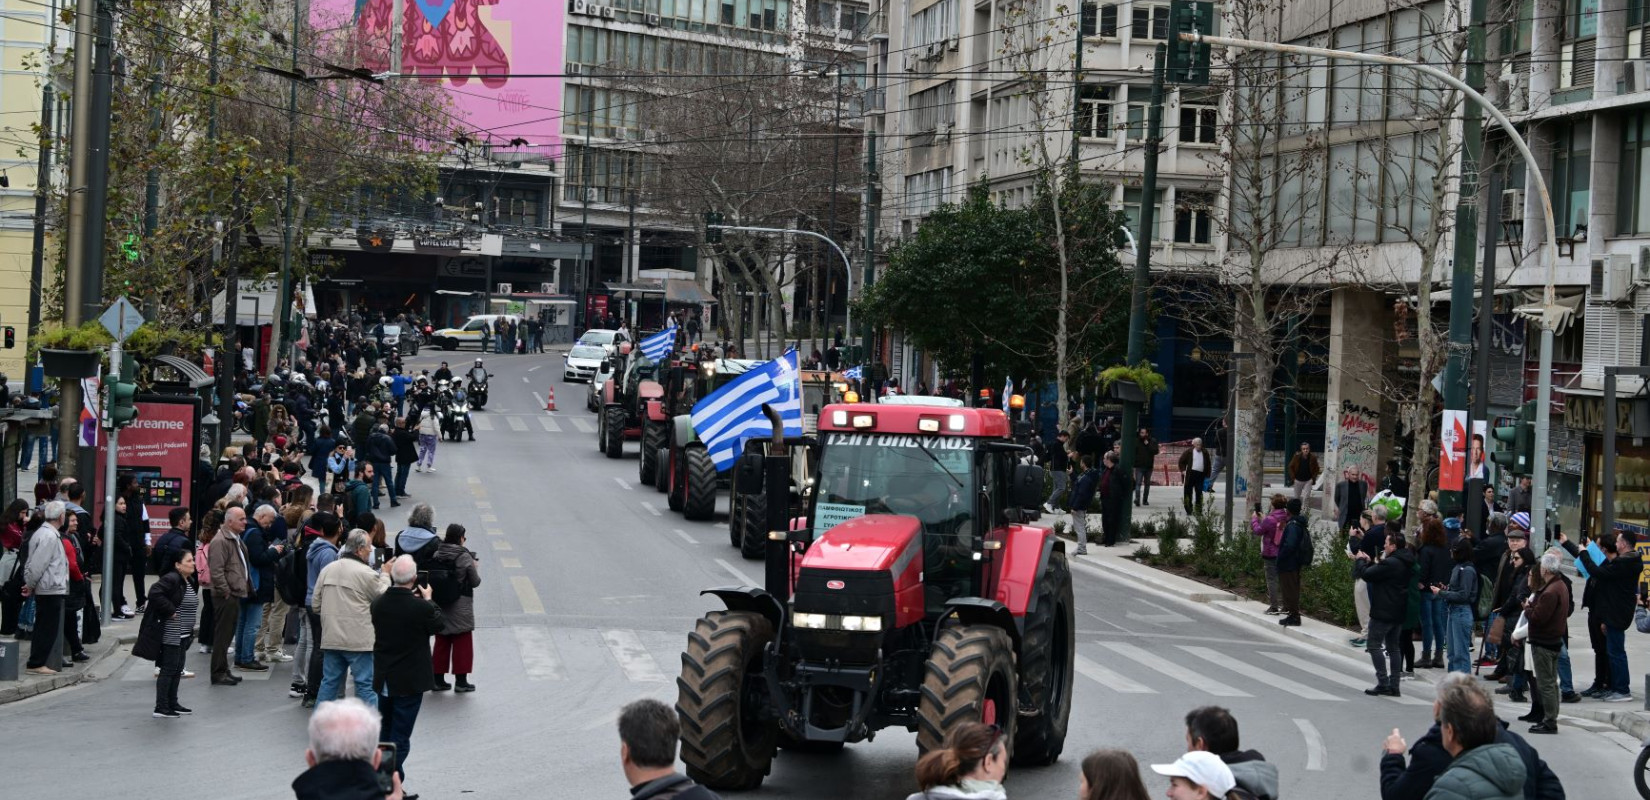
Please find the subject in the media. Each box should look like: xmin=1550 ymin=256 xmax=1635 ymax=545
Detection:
xmin=587 ymin=359 xmax=617 ymax=411
xmin=577 ymin=328 xmax=629 ymax=355
xmin=563 ymin=345 xmax=607 ymax=383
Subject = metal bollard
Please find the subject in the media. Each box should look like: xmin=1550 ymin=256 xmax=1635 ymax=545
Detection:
xmin=0 ymin=638 xmax=19 ymax=681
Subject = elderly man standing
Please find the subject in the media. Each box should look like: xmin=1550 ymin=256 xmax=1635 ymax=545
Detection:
xmin=292 ymin=698 xmax=404 ymax=800
xmin=372 ymin=555 xmax=444 ymax=792
xmin=1179 ymin=437 xmax=1210 ymax=515
xmin=242 ymin=505 xmax=287 ymax=671
xmin=313 ymin=529 xmax=391 ymax=709
xmin=206 ymin=507 xmax=252 ymax=685
xmin=22 ymin=501 xmax=70 ymax=674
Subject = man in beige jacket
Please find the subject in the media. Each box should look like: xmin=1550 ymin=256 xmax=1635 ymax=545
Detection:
xmin=206 ymin=507 xmax=251 ymax=685
xmin=312 ymin=528 xmax=391 ymax=709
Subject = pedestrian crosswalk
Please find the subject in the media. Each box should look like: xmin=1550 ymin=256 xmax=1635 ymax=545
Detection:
xmin=465 ymin=413 xmax=599 ymax=437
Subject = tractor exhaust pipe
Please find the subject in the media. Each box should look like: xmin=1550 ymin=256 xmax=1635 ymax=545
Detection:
xmin=761 ymin=404 xmax=791 ymax=603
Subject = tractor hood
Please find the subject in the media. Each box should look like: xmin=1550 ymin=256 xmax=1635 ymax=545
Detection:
xmin=800 ymin=514 xmax=922 ymax=574
xmin=638 ymin=380 xmax=664 ymax=399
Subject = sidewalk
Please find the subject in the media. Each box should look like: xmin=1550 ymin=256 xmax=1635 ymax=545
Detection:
xmin=1 ymin=575 xmax=140 ymax=705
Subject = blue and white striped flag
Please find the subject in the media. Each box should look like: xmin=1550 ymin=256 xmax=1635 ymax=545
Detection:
xmin=638 ymin=325 xmax=677 ymax=361
xmin=842 ymin=365 xmax=863 ymax=381
xmin=1002 ymin=376 xmax=1013 ymax=410
xmin=690 ymin=349 xmax=803 ymax=470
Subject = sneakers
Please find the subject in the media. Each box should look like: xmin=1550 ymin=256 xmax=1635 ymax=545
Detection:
xmin=1562 ymin=691 xmax=1583 ymax=703
xmin=1602 ymin=691 xmax=1635 ymax=703
xmin=1074 ymin=547 xmax=1088 ymax=555
xmin=415 ymin=464 xmax=423 ymax=473
xmin=71 ymin=651 xmax=90 ymax=663
xmin=1263 ymin=606 xmax=1282 ymax=615
xmin=182 ymin=669 xmax=195 ymax=679
xmin=1476 ymin=657 xmax=1498 ymax=667
xmin=1400 ymin=670 xmax=1417 ymax=680
xmin=152 ymin=709 xmax=181 ymax=719
xmin=301 ymin=697 xmax=316 ymax=709
xmin=120 ymin=604 xmax=133 ymax=616
xmin=426 ymin=466 xmax=436 ymax=473
xmin=235 ymin=661 xmax=269 ymax=672
xmin=1277 ymin=615 xmax=1301 ymax=627
xmin=197 ymin=644 xmax=211 ymax=654
xmin=289 ymin=683 xmax=308 ymax=699
xmin=264 ymin=650 xmax=294 ymax=663
xmin=1349 ymin=638 xmax=1367 ymax=648
xmin=172 ymin=704 xmax=193 ymax=715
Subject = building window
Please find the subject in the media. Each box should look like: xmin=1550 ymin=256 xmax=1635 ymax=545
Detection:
xmin=910 ymin=0 xmax=958 ymax=48
xmin=1077 ymin=85 xmax=1114 ymax=138
xmin=1553 ymin=119 xmax=1592 ymax=236
xmin=1121 ymin=188 xmax=1163 ymax=240
xmin=909 ymin=81 xmax=956 ymax=132
xmin=1178 ymin=94 xmax=1217 ymax=145
xmin=905 ymin=168 xmax=952 ymax=216
xmin=1173 ymin=191 xmax=1214 ymax=244
xmin=1619 ymin=111 xmax=1650 ymax=235
xmin=1080 ymin=3 xmax=1119 ymax=36
xmin=564 ymin=146 xmax=658 ymax=204
xmin=494 ymin=187 xmax=544 ymax=228
xmin=1131 ymin=3 xmax=1169 ymax=40
xmin=1124 ymin=86 xmax=1147 ymax=140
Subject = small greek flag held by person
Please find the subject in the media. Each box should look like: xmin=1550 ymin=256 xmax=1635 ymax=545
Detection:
xmin=690 ymin=349 xmax=803 ymax=470
xmin=638 ymin=325 xmax=677 ymax=361
xmin=842 ymin=365 xmax=863 ymax=381
xmin=1002 ymin=377 xmax=1013 ymax=410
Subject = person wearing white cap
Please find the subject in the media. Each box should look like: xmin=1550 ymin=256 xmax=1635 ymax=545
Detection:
xmin=1151 ymin=751 xmax=1237 ymax=800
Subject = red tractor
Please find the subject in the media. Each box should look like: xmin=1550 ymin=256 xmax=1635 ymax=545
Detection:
xmin=676 ymin=402 xmax=1075 ymax=790
xmin=598 ymin=346 xmax=663 ymax=458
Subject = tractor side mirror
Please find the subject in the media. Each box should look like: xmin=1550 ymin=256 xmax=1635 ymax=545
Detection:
xmin=600 ymin=360 xmax=612 ymax=372
xmin=1011 ymin=463 xmax=1046 ymax=509
xmin=735 ymin=452 xmax=765 ymax=495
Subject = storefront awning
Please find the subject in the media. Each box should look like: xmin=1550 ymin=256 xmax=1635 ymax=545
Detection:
xmin=604 ymin=281 xmax=665 ymax=295
xmin=1513 ymin=291 xmax=1584 ymax=337
xmin=666 ymin=279 xmax=716 ymax=305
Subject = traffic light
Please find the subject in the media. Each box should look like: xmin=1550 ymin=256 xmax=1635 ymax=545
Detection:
xmin=107 ymin=378 xmax=139 ymax=429
xmin=3 ymin=326 xmax=13 ymax=349
xmin=1490 ymin=400 xmax=1536 ymax=476
xmin=704 ymin=212 xmax=724 ymax=243
xmin=1166 ymin=0 xmax=1215 ymax=85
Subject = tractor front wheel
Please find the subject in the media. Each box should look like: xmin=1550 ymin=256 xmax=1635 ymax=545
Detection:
xmin=656 ymin=447 xmax=671 ymax=495
xmin=597 ymin=410 xmax=608 ymax=454
xmin=603 ymin=408 xmax=625 ymax=459
xmin=677 ymin=611 xmax=776 ymax=791
xmin=1012 ymin=549 xmax=1074 ymax=765
xmin=683 ymin=447 xmax=718 ymax=521
xmin=917 ymin=625 xmax=1018 ymax=757
xmin=639 ymin=424 xmax=664 ymax=486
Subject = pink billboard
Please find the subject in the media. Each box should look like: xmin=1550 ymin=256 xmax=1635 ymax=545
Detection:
xmin=312 ymin=0 xmax=563 ymax=156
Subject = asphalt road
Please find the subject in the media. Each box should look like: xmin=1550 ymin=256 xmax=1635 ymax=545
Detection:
xmin=0 ymin=348 xmax=1639 ymax=799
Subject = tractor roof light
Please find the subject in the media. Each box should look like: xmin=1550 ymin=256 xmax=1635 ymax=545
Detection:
xmin=843 ymin=390 xmax=860 ymax=403
xmin=851 ymin=413 xmax=876 ymax=429
xmin=918 ymin=417 xmax=941 ymax=432
xmin=831 ymin=409 xmax=849 ymax=427
xmin=947 ymin=414 xmax=966 ymax=432
xmin=1009 ymin=394 xmax=1025 ymax=410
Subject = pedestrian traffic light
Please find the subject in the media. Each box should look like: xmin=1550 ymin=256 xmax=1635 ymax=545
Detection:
xmin=704 ymin=212 xmax=724 ymax=243
xmin=107 ymin=378 xmax=139 ymax=429
xmin=1490 ymin=400 xmax=1536 ymax=476
xmin=1166 ymin=1 xmax=1215 ymax=84
xmin=3 ymin=326 xmax=13 ymax=349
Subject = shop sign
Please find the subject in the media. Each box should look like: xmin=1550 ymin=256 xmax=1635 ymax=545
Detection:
xmin=1564 ymin=395 xmax=1649 ymax=437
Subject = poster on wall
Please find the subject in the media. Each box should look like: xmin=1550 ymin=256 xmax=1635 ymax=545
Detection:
xmin=1468 ymin=420 xmax=1488 ymax=482
xmin=1439 ymin=409 xmax=1468 ymax=491
xmin=94 ymin=396 xmax=201 ymax=538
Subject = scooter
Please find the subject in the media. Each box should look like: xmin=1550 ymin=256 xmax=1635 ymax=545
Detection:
xmin=440 ymin=393 xmax=474 ymax=442
xmin=466 ymin=377 xmax=489 ymax=410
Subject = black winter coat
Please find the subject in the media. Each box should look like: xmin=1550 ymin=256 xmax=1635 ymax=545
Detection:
xmin=291 ymin=759 xmax=387 ymax=800
xmin=364 ymin=431 xmax=396 ymax=464
xmin=1378 ymin=721 xmax=1564 ymax=800
xmin=1579 ymin=548 xmax=1643 ymax=631
xmin=391 ymin=427 xmax=418 ymax=464
xmin=631 ymin=774 xmax=722 ymax=800
xmin=1277 ymin=515 xmax=1309 ymax=573
xmin=133 ymin=571 xmax=186 ymax=661
xmin=1355 ymin=547 xmax=1415 ymax=624
xmin=242 ymin=523 xmax=284 ymax=604
xmin=1418 ymin=544 xmax=1453 ymax=587
xmin=370 ymin=586 xmax=444 ymax=696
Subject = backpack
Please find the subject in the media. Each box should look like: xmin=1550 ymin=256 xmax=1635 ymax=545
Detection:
xmin=275 ymin=534 xmax=312 ymax=606
xmin=426 ymin=549 xmax=464 ymax=608
xmin=1473 ymin=556 xmax=1500 ymax=622
xmin=1287 ymin=518 xmax=1314 ymax=566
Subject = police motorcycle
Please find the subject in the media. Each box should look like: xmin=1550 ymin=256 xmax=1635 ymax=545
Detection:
xmin=437 ymin=380 xmax=475 ymax=442
xmin=466 ymin=359 xmax=491 ymax=410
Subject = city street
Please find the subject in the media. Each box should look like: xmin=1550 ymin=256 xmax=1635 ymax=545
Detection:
xmin=0 ymin=349 xmax=1639 ymax=799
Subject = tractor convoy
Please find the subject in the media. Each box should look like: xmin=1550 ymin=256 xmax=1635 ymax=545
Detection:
xmin=575 ymin=333 xmax=1076 ymax=790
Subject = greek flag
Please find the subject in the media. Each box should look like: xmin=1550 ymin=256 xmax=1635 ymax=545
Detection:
xmin=1002 ymin=377 xmax=1013 ymax=410
xmin=690 ymin=349 xmax=803 ymax=470
xmin=638 ymin=325 xmax=677 ymax=361
xmin=842 ymin=365 xmax=863 ymax=381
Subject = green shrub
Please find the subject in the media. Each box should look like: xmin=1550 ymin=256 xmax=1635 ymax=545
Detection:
xmin=1300 ymin=545 xmax=1358 ymax=628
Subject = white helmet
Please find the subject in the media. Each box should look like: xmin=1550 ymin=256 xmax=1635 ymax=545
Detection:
xmin=314 ymin=379 xmax=329 ymax=392
xmin=379 ymin=376 xmax=393 ymax=386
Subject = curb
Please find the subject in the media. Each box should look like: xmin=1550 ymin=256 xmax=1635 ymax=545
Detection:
xmin=1558 ymin=705 xmax=1650 ymax=740
xmin=0 ymin=633 xmax=135 ymax=706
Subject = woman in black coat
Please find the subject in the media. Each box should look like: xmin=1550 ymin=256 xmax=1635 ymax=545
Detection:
xmin=1498 ymin=547 xmax=1534 ymax=703
xmin=135 ymin=549 xmax=199 ymax=718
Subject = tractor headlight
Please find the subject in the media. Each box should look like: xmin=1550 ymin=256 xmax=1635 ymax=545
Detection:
xmin=839 ymin=615 xmax=882 ymax=632
xmin=793 ymin=612 xmax=828 ymax=629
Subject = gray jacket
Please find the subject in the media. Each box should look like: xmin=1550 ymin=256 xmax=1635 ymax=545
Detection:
xmin=1422 ymin=743 xmax=1526 ymax=800
xmin=23 ymin=524 xmax=68 ymax=596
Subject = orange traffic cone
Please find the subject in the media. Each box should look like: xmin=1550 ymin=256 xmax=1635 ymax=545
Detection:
xmin=546 ymin=386 xmax=557 ymax=411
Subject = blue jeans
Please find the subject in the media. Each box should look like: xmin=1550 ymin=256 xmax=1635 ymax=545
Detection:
xmin=370 ymin=461 xmax=394 ymax=506
xmin=1420 ymin=595 xmax=1447 ymax=657
xmin=1482 ymin=611 xmax=1501 ymax=659
xmin=17 ymin=430 xmax=53 ymax=469
xmin=234 ymin=601 xmax=264 ymax=663
xmin=1446 ymin=605 xmax=1474 ymax=673
xmin=379 ymin=692 xmax=424 ymax=779
xmin=394 ymin=461 xmax=411 ymax=498
xmin=1559 ymin=642 xmax=1574 ymax=694
xmin=318 ymin=650 xmax=377 ymax=710
xmin=1607 ymin=625 xmax=1630 ymax=694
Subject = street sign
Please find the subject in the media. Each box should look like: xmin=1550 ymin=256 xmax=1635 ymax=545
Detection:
xmin=98 ymin=297 xmax=145 ymax=341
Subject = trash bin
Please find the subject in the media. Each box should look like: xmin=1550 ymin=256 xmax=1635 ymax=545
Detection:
xmin=0 ymin=639 xmax=19 ymax=681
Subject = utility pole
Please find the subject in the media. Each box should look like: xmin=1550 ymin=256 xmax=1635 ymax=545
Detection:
xmin=1466 ymin=172 xmax=1502 ymax=538
xmin=1113 ymin=44 xmax=1167 ymax=542
xmin=823 ymin=67 xmax=842 ymax=357
xmin=209 ymin=0 xmax=238 ymax=456
xmin=57 ymin=0 xmax=97 ymax=477
xmin=142 ymin=40 xmax=164 ymax=310
xmin=271 ymin=0 xmax=301 ymax=374
xmin=860 ymin=130 xmax=877 ymax=361
xmin=1438 ymin=0 xmax=1489 ymax=512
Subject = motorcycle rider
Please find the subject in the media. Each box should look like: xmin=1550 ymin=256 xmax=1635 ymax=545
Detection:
xmin=433 ymin=362 xmax=453 ymax=384
xmin=467 ymin=359 xmax=490 ymax=410
xmin=468 ymin=359 xmax=489 ymax=386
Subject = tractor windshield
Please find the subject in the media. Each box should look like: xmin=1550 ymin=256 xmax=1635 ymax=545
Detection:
xmin=813 ymin=432 xmax=976 ymax=543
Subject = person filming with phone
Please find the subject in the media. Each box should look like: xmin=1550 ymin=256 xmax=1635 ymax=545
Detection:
xmin=293 ymin=697 xmax=403 ymax=800
xmin=370 ymin=554 xmax=444 ymax=800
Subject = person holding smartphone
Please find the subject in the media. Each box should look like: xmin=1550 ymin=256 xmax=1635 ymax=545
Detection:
xmin=370 ymin=555 xmax=444 ymax=797
xmin=294 ymin=697 xmax=404 ymax=800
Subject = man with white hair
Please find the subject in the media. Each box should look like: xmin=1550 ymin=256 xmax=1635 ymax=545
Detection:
xmin=313 ymin=529 xmax=391 ymax=709
xmin=371 ymin=555 xmax=444 ymax=792
xmin=1179 ymin=437 xmax=1209 ymax=515
xmin=22 ymin=501 xmax=70 ymax=674
xmin=292 ymin=698 xmax=403 ymax=800
xmin=1522 ymin=550 xmax=1570 ymax=734
xmin=206 ymin=506 xmax=252 ymax=685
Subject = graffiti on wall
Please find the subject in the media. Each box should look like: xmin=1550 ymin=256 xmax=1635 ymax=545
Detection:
xmin=1327 ymin=400 xmax=1379 ymax=494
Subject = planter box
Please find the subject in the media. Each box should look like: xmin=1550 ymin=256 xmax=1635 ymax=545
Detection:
xmin=38 ymin=348 xmax=101 ymax=379
xmin=1109 ymin=379 xmax=1147 ymax=404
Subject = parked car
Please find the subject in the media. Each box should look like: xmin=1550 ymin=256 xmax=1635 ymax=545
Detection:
xmin=577 ymin=328 xmax=629 ymax=355
xmin=430 ymin=314 xmax=522 ymax=351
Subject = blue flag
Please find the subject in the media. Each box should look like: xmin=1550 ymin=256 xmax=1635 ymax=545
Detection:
xmin=690 ymin=349 xmax=803 ymax=470
xmin=842 ymin=365 xmax=863 ymax=381
xmin=638 ymin=325 xmax=677 ymax=362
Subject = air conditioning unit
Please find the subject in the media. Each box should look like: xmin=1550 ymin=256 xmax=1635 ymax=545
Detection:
xmin=540 ymin=283 xmax=556 ymax=294
xmin=497 ymin=283 xmax=513 ymax=295
xmin=1499 ymin=189 xmax=1523 ymax=224
xmin=584 ymin=188 xmax=600 ymax=203
xmin=1591 ymin=253 xmax=1634 ymax=304
xmin=1637 ymin=246 xmax=1650 ymax=286
xmin=946 ymin=34 xmax=960 ymax=51
xmin=646 ymin=12 xmax=660 ymax=25
xmin=925 ymin=42 xmax=943 ymax=59
xmin=600 ymin=5 xmax=617 ymax=19
xmin=903 ymin=53 xmax=918 ymax=72
xmin=570 ymin=0 xmax=588 ymax=14
xmin=1635 ymin=60 xmax=1650 ymax=94
xmin=566 ymin=62 xmax=585 ymax=75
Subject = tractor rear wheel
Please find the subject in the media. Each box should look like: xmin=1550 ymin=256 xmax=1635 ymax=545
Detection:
xmin=917 ymin=625 xmax=1018 ymax=757
xmin=639 ymin=424 xmax=665 ymax=486
xmin=1012 ymin=549 xmax=1074 ymax=765
xmin=683 ymin=447 xmax=718 ymax=521
xmin=655 ymin=448 xmax=670 ymax=494
xmin=677 ymin=611 xmax=776 ymax=791
xmin=738 ymin=488 xmax=768 ymax=560
xmin=667 ymin=446 xmax=686 ymax=511
xmin=603 ymin=407 xmax=625 ymax=459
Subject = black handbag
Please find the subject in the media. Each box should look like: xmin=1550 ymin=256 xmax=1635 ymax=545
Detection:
xmin=80 ymin=583 xmax=100 ymax=645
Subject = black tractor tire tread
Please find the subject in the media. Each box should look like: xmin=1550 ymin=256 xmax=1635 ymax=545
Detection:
xmin=667 ymin=446 xmax=686 ymax=511
xmin=1012 ymin=549 xmax=1074 ymax=766
xmin=682 ymin=446 xmax=718 ymax=520
xmin=916 ymin=626 xmax=1017 ymax=756
xmin=603 ymin=407 xmax=625 ymax=459
xmin=656 ymin=448 xmax=671 ymax=495
xmin=676 ymin=611 xmax=776 ymax=791
xmin=597 ymin=410 xmax=608 ymax=454
xmin=639 ymin=424 xmax=664 ymax=485
xmin=738 ymin=489 xmax=767 ymax=560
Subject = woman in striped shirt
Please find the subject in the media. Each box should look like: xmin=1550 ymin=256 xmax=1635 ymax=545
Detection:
xmin=138 ymin=548 xmax=199 ymax=718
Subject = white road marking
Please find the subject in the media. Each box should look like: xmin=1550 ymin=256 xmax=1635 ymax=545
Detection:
xmin=511 ymin=576 xmax=545 ymax=614
xmin=467 ymin=476 xmax=482 ymax=485
xmin=492 ymin=540 xmax=513 ymax=551
xmin=538 ymin=416 xmax=561 ymax=432
xmin=480 ymin=513 xmax=498 ymax=522
xmin=522 ymin=376 xmax=530 ymax=383
xmin=716 ymin=558 xmax=758 ymax=586
xmin=485 ymin=527 xmax=505 ymax=536
xmin=1257 ymin=651 xmax=1428 ymax=705
xmin=641 ymin=501 xmax=661 ymax=516
xmin=1294 ymin=718 xmax=1327 ymax=771
xmin=674 ymin=528 xmax=699 ymax=545
xmin=471 ymin=415 xmax=494 ymax=431
xmin=529 ymin=365 xmax=542 ymax=372
xmin=570 ymin=417 xmax=596 ymax=434
xmin=1097 ymin=642 xmax=1251 ymax=697
xmin=500 ymin=557 xmax=522 ymax=568
xmin=614 ymin=477 xmax=633 ymax=491
xmin=602 ymin=629 xmax=668 ymax=682
xmin=475 ymin=501 xmax=493 ymax=509
xmin=532 ymin=392 xmax=548 ymax=409
xmin=1177 ymin=646 xmax=1343 ymax=701
xmin=513 ymin=626 xmax=565 ymax=680
xmin=507 ymin=416 xmax=529 ymax=432
xmin=1073 ymin=654 xmax=1156 ymax=693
